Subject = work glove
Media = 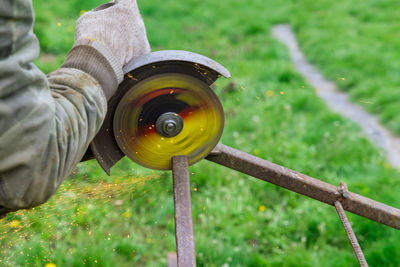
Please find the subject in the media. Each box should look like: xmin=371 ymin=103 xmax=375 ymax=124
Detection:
xmin=63 ymin=0 xmax=151 ymax=100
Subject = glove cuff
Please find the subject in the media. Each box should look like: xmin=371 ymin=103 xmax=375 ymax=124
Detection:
xmin=62 ymin=39 xmax=123 ymax=100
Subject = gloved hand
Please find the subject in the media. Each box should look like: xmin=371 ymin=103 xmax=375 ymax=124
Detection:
xmin=63 ymin=0 xmax=151 ymax=100
xmin=76 ymin=0 xmax=151 ymax=67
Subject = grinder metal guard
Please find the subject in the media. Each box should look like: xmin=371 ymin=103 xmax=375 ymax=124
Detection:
xmin=88 ymin=50 xmax=230 ymax=173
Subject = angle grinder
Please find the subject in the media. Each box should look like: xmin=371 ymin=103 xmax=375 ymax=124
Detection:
xmin=84 ymin=50 xmax=230 ymax=173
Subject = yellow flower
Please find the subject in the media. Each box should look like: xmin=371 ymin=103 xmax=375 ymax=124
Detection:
xmin=9 ymin=220 xmax=20 ymax=228
xmin=266 ymin=90 xmax=274 ymax=97
xmin=384 ymin=163 xmax=391 ymax=169
xmin=258 ymin=205 xmax=266 ymax=212
xmin=253 ymin=148 xmax=260 ymax=156
xmin=45 ymin=263 xmax=56 ymax=267
xmin=122 ymin=211 xmax=131 ymax=218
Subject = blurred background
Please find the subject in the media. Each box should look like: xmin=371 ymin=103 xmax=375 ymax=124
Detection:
xmin=1 ymin=0 xmax=400 ymax=266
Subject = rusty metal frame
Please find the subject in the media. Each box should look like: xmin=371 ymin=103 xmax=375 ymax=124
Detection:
xmin=171 ymin=156 xmax=196 ymax=267
xmin=169 ymin=143 xmax=400 ymax=266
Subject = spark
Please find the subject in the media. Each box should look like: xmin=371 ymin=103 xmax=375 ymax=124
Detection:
xmin=126 ymin=73 xmax=137 ymax=81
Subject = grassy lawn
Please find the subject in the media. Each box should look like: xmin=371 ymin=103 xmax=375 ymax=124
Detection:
xmin=288 ymin=0 xmax=400 ymax=134
xmin=1 ymin=0 xmax=399 ymax=266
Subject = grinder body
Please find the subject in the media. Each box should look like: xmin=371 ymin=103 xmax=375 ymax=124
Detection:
xmin=87 ymin=50 xmax=230 ymax=174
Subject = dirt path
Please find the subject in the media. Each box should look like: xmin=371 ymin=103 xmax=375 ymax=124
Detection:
xmin=272 ymin=24 xmax=400 ymax=169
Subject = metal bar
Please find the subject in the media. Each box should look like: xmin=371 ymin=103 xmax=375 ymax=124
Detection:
xmin=334 ymin=201 xmax=368 ymax=267
xmin=206 ymin=143 xmax=400 ymax=230
xmin=172 ymin=156 xmax=197 ymax=267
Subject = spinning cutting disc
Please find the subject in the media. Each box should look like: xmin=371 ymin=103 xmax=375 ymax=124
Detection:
xmin=113 ymin=73 xmax=224 ymax=170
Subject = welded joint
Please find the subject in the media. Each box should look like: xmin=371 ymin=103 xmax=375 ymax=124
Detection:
xmin=338 ymin=182 xmax=349 ymax=199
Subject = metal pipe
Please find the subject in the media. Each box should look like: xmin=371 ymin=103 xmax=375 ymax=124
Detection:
xmin=206 ymin=143 xmax=400 ymax=230
xmin=335 ymin=201 xmax=368 ymax=267
xmin=172 ymin=156 xmax=197 ymax=267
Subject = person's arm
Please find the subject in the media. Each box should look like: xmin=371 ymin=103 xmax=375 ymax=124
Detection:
xmin=0 ymin=0 xmax=150 ymax=216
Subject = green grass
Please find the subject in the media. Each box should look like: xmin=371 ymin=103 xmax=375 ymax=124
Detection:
xmin=1 ymin=0 xmax=399 ymax=266
xmin=288 ymin=0 xmax=400 ymax=134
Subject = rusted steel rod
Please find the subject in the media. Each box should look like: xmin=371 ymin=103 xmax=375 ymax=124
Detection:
xmin=335 ymin=201 xmax=368 ymax=267
xmin=206 ymin=143 xmax=400 ymax=230
xmin=172 ymin=156 xmax=197 ymax=267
